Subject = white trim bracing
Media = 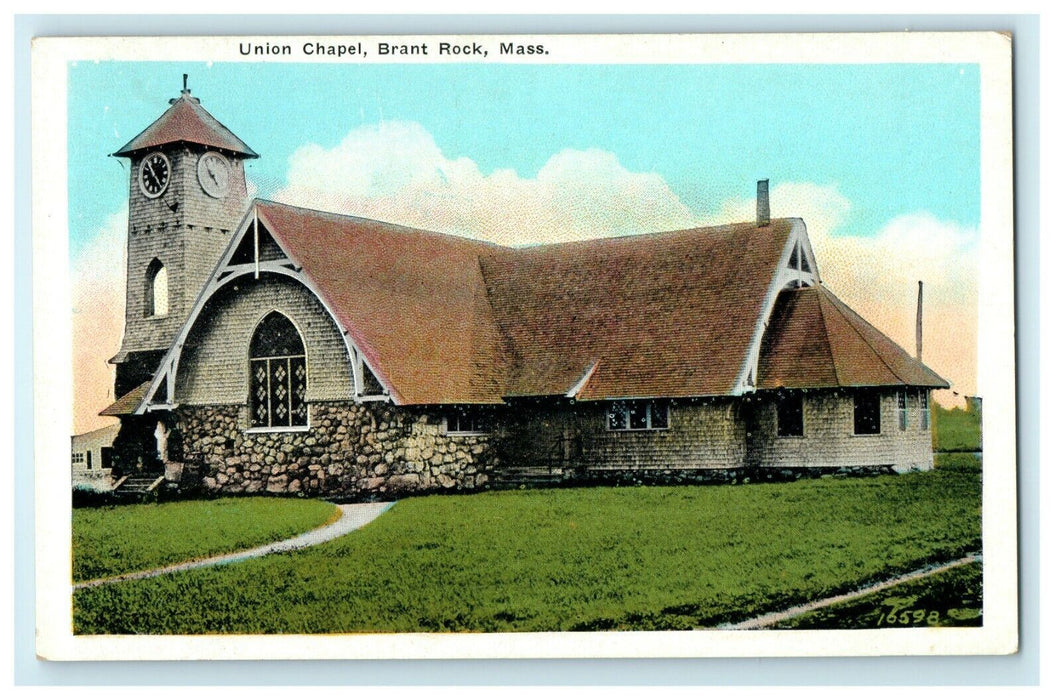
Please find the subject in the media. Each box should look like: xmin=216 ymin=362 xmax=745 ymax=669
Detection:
xmin=134 ymin=202 xmax=393 ymax=414
xmin=731 ymin=218 xmax=821 ymax=395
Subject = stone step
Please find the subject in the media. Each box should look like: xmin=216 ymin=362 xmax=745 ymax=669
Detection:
xmin=113 ymin=475 xmax=165 ymax=494
xmin=492 ymin=465 xmax=568 ymax=488
xmin=495 ymin=465 xmax=564 ymax=477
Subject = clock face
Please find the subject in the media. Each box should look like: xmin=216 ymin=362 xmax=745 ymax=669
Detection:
xmin=197 ymin=152 xmax=230 ymax=199
xmin=138 ymin=152 xmax=171 ymax=199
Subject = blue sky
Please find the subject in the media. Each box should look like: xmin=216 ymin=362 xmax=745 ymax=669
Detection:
xmin=67 ymin=60 xmax=979 ymax=259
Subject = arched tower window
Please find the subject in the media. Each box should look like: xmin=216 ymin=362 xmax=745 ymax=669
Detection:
xmin=145 ymin=259 xmax=168 ymax=317
xmin=249 ymin=312 xmax=307 ymax=428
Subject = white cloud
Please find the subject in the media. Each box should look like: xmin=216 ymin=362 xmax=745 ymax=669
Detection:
xmin=274 ymin=121 xmax=698 ymax=246
xmin=72 ymin=206 xmax=126 ymax=434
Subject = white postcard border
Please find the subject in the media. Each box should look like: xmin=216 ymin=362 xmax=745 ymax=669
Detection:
xmin=32 ymin=31 xmax=1017 ymax=661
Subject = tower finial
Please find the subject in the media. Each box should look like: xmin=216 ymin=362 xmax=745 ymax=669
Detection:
xmin=182 ymin=73 xmax=190 ymax=95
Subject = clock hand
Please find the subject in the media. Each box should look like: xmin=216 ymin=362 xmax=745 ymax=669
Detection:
xmin=144 ymin=166 xmax=160 ymax=189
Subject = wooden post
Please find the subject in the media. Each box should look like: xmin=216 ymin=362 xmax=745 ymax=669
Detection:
xmin=916 ymin=280 xmax=924 ymax=361
xmin=253 ymin=207 xmax=260 ymax=280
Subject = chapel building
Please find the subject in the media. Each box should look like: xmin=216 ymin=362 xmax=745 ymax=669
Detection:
xmin=100 ymin=85 xmax=948 ymax=497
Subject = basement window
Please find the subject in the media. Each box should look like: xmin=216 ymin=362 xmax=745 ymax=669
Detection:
xmin=445 ymin=409 xmax=490 ymax=435
xmin=853 ymin=391 xmax=881 ymax=435
xmin=776 ymin=392 xmax=804 ymax=437
xmin=607 ymin=400 xmax=669 ymax=431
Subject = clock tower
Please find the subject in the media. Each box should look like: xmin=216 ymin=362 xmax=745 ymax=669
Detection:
xmin=109 ymin=77 xmax=258 ymax=399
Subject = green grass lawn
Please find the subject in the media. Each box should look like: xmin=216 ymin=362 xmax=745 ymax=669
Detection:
xmin=771 ymin=561 xmax=983 ymax=629
xmin=73 ymin=497 xmax=339 ymax=582
xmin=933 ymin=399 xmax=982 ymax=452
xmin=74 ymin=458 xmax=981 ymax=634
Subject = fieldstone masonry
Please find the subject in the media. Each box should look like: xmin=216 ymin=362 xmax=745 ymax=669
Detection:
xmin=177 ymin=401 xmax=497 ymax=499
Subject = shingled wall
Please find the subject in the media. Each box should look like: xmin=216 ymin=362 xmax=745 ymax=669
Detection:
xmin=576 ymin=399 xmax=746 ymax=472
xmin=176 ymin=273 xmax=355 ymax=405
xmin=744 ymin=389 xmax=934 ymax=473
xmin=121 ymin=147 xmax=242 ymax=356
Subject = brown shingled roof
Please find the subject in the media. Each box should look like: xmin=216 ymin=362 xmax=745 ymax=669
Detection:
xmin=232 ymin=203 xmax=944 ymax=406
xmin=100 ymin=381 xmax=152 ymax=416
xmin=480 ymin=220 xmax=795 ymax=399
xmin=255 ymin=201 xmax=510 ymax=405
xmin=113 ymin=94 xmax=258 ymax=158
xmin=757 ymin=286 xmax=949 ymax=390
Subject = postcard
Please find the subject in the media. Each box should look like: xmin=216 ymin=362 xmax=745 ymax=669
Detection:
xmin=32 ymin=32 xmax=1016 ymax=660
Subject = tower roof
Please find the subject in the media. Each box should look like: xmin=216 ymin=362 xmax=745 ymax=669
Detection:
xmin=112 ymin=90 xmax=258 ymax=159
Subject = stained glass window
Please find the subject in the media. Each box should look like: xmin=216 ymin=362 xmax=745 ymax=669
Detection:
xmin=249 ymin=312 xmax=307 ymax=428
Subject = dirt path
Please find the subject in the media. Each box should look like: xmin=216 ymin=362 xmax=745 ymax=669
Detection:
xmin=716 ymin=553 xmax=983 ymax=630
xmin=74 ymin=501 xmax=394 ymax=591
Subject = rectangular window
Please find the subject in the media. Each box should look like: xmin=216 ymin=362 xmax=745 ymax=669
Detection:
xmin=445 ymin=409 xmax=490 ymax=434
xmin=777 ymin=392 xmax=804 ymax=437
xmin=920 ymin=391 xmax=930 ymax=430
xmin=897 ymin=391 xmax=908 ymax=431
xmin=853 ymin=391 xmax=881 ymax=435
xmin=606 ymin=400 xmax=669 ymax=431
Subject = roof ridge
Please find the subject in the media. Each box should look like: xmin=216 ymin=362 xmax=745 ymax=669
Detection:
xmin=819 ymin=286 xmax=906 ymax=385
xmin=255 ymin=198 xmax=507 ymax=249
xmin=505 ymin=217 xmax=800 ymax=252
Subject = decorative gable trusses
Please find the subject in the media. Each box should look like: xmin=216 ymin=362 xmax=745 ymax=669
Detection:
xmin=733 ymin=218 xmax=822 ymax=394
xmin=134 ymin=203 xmax=392 ymax=415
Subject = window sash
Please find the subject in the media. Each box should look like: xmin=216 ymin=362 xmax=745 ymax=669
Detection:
xmin=446 ymin=410 xmax=489 ymax=434
xmin=777 ymin=393 xmax=804 ymax=437
xmin=250 ymin=356 xmax=307 ymax=428
xmin=853 ymin=393 xmax=881 ymax=435
xmin=897 ymin=390 xmax=930 ymax=431
xmin=607 ymin=401 xmax=669 ymax=431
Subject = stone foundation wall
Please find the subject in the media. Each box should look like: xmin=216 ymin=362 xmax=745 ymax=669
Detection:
xmin=176 ymin=401 xmax=498 ymax=499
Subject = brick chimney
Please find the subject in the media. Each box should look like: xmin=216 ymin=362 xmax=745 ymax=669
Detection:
xmin=757 ymin=179 xmax=770 ymax=227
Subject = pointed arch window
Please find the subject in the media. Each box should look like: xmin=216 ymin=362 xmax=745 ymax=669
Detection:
xmin=145 ymin=259 xmax=168 ymax=317
xmin=249 ymin=312 xmax=307 ymax=428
